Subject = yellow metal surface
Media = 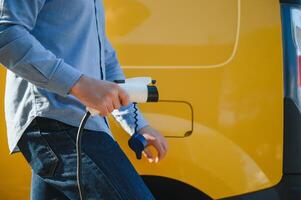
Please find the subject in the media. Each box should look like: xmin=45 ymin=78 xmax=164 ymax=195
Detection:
xmin=107 ymin=0 xmax=283 ymax=199
xmin=0 ymin=0 xmax=283 ymax=199
xmin=0 ymin=68 xmax=31 ymax=199
xmin=105 ymin=0 xmax=237 ymax=67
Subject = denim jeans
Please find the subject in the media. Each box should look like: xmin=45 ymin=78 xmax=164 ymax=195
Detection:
xmin=17 ymin=117 xmax=155 ymax=200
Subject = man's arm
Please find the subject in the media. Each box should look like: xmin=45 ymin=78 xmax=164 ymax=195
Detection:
xmin=0 ymin=0 xmax=128 ymax=115
xmin=0 ymin=0 xmax=82 ymax=96
xmin=104 ymin=36 xmax=168 ymax=163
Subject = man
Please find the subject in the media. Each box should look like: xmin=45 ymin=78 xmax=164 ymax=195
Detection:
xmin=0 ymin=0 xmax=168 ymax=199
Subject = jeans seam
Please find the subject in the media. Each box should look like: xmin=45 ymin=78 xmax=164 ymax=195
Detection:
xmin=39 ymin=133 xmax=59 ymax=178
xmin=35 ymin=121 xmax=60 ymax=178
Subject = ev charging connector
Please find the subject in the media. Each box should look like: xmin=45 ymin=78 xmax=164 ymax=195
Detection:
xmin=87 ymin=77 xmax=159 ymax=158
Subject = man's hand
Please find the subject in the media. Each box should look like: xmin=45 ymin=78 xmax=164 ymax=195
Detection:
xmin=138 ymin=126 xmax=168 ymax=163
xmin=70 ymin=75 xmax=129 ymax=116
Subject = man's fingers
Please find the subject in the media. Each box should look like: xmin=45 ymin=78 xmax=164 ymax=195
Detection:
xmin=141 ymin=133 xmax=166 ymax=162
xmin=106 ymin=101 xmax=114 ymax=113
xmin=143 ymin=148 xmax=154 ymax=163
xmin=138 ymin=127 xmax=168 ymax=163
xmin=152 ymin=138 xmax=166 ymax=163
xmin=97 ymin=106 xmax=109 ymax=116
xmin=112 ymin=99 xmax=121 ymax=110
xmin=143 ymin=134 xmax=156 ymax=142
xmin=161 ymin=138 xmax=168 ymax=152
xmin=118 ymin=88 xmax=130 ymax=106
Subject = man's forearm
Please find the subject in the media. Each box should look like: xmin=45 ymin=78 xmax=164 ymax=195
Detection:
xmin=0 ymin=25 xmax=82 ymax=96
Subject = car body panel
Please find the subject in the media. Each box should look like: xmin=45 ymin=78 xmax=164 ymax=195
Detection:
xmin=108 ymin=0 xmax=283 ymax=199
xmin=0 ymin=0 xmax=283 ymax=199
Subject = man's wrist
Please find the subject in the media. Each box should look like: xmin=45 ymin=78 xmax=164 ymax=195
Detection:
xmin=70 ymin=75 xmax=86 ymax=96
xmin=137 ymin=125 xmax=151 ymax=134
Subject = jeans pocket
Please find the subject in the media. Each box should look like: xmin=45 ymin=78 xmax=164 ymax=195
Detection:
xmin=18 ymin=124 xmax=59 ymax=178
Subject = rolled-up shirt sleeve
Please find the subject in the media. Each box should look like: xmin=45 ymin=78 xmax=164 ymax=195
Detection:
xmin=104 ymin=36 xmax=149 ymax=134
xmin=0 ymin=0 xmax=82 ymax=97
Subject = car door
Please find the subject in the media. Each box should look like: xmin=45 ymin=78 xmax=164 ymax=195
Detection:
xmin=106 ymin=0 xmax=283 ymax=199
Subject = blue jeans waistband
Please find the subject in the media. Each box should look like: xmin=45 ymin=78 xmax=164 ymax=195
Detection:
xmin=30 ymin=117 xmax=76 ymax=132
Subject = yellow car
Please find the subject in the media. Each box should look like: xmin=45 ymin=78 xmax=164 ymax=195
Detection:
xmin=0 ymin=0 xmax=300 ymax=199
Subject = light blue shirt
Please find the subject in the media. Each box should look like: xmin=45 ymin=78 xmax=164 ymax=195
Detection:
xmin=0 ymin=0 xmax=148 ymax=153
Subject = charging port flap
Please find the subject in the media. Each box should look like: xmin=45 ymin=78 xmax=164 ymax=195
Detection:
xmin=138 ymin=101 xmax=194 ymax=138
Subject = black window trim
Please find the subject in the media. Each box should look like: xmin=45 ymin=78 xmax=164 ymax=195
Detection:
xmin=281 ymin=0 xmax=301 ymax=5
